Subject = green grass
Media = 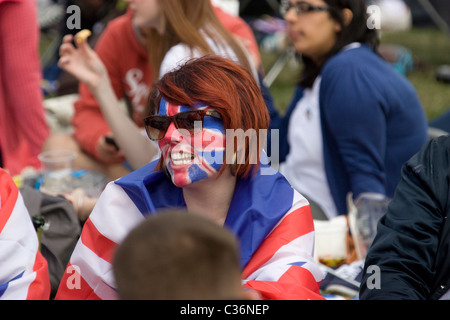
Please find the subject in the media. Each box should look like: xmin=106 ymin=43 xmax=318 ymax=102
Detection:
xmin=381 ymin=27 xmax=450 ymax=120
xmin=261 ymin=50 xmax=301 ymax=114
xmin=261 ymin=27 xmax=450 ymax=120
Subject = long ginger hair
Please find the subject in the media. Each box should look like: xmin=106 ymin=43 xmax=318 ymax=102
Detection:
xmin=140 ymin=0 xmax=253 ymax=77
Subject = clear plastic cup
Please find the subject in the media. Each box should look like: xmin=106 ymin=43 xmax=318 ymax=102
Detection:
xmin=349 ymin=193 xmax=391 ymax=260
xmin=38 ymin=150 xmax=77 ymax=195
xmin=314 ymin=216 xmax=348 ymax=267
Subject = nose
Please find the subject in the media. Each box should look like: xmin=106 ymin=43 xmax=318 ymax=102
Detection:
xmin=284 ymin=6 xmax=297 ymax=23
xmin=163 ymin=122 xmax=183 ymax=144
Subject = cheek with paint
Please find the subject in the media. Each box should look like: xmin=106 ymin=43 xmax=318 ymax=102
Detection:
xmin=157 ymin=100 xmax=226 ymax=188
xmin=189 ymin=116 xmax=226 ymax=181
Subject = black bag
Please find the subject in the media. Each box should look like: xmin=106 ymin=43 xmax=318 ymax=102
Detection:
xmin=20 ymin=185 xmax=81 ymax=298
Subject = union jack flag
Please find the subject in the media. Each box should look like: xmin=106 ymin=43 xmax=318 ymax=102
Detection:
xmin=0 ymin=169 xmax=50 ymax=300
xmin=55 ymin=160 xmax=324 ymax=300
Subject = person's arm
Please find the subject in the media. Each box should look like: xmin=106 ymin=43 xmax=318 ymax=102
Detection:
xmin=59 ymin=33 xmax=157 ymax=169
xmin=72 ymin=83 xmax=114 ymax=160
xmin=320 ymin=60 xmax=388 ymax=198
xmin=70 ymin=27 xmax=126 ymax=162
xmin=0 ymin=0 xmax=49 ymax=174
xmin=360 ymin=137 xmax=449 ymax=299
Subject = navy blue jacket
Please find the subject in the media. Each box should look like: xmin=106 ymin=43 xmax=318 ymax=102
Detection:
xmin=268 ymin=44 xmax=428 ymax=215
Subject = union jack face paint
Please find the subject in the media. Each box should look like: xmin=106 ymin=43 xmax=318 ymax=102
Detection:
xmin=157 ymin=98 xmax=226 ymax=187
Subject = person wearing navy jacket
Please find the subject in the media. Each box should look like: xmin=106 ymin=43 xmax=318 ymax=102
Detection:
xmin=269 ymin=0 xmax=428 ymax=219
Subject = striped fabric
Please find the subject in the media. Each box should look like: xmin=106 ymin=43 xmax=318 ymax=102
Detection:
xmin=55 ymin=160 xmax=324 ymax=300
xmin=242 ymin=191 xmax=325 ymax=299
xmin=0 ymin=169 xmax=50 ymax=299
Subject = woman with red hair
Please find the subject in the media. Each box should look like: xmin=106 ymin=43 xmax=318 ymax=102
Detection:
xmin=55 ymin=55 xmax=324 ymax=300
xmin=48 ymin=0 xmax=262 ymax=181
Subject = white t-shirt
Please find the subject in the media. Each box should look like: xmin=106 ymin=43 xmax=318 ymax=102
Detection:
xmin=280 ymin=43 xmax=362 ymax=219
xmin=159 ymin=29 xmax=258 ymax=80
xmin=279 ymin=76 xmax=338 ymax=219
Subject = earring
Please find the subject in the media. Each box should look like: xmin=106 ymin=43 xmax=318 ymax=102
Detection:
xmin=230 ymin=151 xmax=237 ymax=176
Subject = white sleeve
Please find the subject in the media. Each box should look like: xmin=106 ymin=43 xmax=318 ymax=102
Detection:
xmin=159 ymin=44 xmax=199 ymax=79
xmin=159 ymin=37 xmax=259 ymax=83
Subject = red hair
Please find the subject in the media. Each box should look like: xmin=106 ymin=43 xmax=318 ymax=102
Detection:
xmin=148 ymin=55 xmax=269 ymax=178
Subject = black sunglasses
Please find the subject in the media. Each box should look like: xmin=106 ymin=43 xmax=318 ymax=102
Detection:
xmin=280 ymin=1 xmax=331 ymax=16
xmin=143 ymin=110 xmax=222 ymax=141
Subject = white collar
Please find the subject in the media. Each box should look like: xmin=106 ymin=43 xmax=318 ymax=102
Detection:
xmin=342 ymin=42 xmax=362 ymax=52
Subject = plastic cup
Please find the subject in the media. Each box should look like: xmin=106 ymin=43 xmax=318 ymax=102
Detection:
xmin=314 ymin=216 xmax=348 ymax=267
xmin=38 ymin=150 xmax=77 ymax=195
xmin=349 ymin=193 xmax=390 ymax=260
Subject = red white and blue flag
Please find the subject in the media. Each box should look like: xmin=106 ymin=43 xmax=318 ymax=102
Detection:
xmin=0 ymin=169 xmax=50 ymax=300
xmin=55 ymin=160 xmax=324 ymax=300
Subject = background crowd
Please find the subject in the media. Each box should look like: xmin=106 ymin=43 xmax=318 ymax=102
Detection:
xmin=0 ymin=0 xmax=449 ymax=300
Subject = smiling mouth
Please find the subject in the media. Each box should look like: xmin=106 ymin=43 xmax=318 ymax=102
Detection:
xmin=170 ymin=152 xmax=194 ymax=166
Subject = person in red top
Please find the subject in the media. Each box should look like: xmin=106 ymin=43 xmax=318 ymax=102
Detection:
xmin=44 ymin=3 xmax=262 ymax=181
xmin=0 ymin=0 xmax=50 ymax=176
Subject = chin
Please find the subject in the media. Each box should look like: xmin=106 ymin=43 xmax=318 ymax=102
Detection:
xmin=292 ymin=43 xmax=307 ymax=55
xmin=172 ymin=180 xmax=189 ymax=188
xmin=170 ymin=172 xmax=190 ymax=188
xmin=133 ymin=17 xmax=147 ymax=29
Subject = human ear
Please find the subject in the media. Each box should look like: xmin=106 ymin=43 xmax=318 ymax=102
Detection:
xmin=333 ymin=8 xmax=353 ymax=33
xmin=341 ymin=8 xmax=354 ymax=26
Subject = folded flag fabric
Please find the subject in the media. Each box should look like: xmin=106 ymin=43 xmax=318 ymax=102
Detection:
xmin=56 ymin=160 xmax=324 ymax=300
xmin=0 ymin=168 xmax=50 ymax=300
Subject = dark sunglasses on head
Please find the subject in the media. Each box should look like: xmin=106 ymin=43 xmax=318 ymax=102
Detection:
xmin=143 ymin=109 xmax=222 ymax=141
xmin=280 ymin=0 xmax=331 ymax=16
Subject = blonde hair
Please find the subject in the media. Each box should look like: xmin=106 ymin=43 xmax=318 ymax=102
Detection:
xmin=140 ymin=0 xmax=252 ymax=77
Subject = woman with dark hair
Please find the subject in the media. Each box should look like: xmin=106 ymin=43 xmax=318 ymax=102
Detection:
xmin=55 ymin=55 xmax=324 ymax=300
xmin=271 ymin=0 xmax=428 ymax=219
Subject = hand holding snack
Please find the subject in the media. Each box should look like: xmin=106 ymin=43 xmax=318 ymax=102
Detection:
xmin=58 ymin=29 xmax=109 ymax=91
xmin=75 ymin=29 xmax=92 ymax=44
